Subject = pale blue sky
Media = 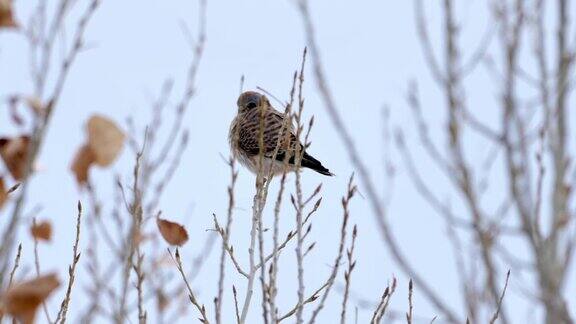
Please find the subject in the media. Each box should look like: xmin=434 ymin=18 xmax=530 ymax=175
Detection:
xmin=1 ymin=0 xmax=574 ymax=323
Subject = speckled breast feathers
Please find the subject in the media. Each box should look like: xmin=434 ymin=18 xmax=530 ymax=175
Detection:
xmin=229 ymin=103 xmax=297 ymax=175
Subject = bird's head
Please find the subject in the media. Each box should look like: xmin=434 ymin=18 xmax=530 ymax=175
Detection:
xmin=237 ymin=91 xmax=269 ymax=113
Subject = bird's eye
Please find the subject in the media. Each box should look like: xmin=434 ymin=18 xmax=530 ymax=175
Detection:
xmin=247 ymin=102 xmax=257 ymax=109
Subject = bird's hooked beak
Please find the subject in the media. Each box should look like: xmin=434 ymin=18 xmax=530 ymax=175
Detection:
xmin=245 ymin=96 xmax=260 ymax=108
xmin=237 ymin=91 xmax=263 ymax=112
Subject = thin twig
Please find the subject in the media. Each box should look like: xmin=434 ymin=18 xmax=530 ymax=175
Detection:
xmin=269 ymin=171 xmax=289 ymax=322
xmin=373 ymin=278 xmax=397 ymax=323
xmin=31 ymin=218 xmax=52 ymax=324
xmin=489 ymin=270 xmax=511 ymax=324
xmin=406 ymin=279 xmax=413 ymax=324
xmin=134 ymin=227 xmax=147 ymax=324
xmin=7 ymin=243 xmax=22 ymax=288
xmin=293 ymin=48 xmax=308 ymax=324
xmin=116 ymin=138 xmax=146 ymax=324
xmin=340 ymin=225 xmax=357 ymax=324
xmin=265 ymin=73 xmax=298 ymax=320
xmin=0 ymin=243 xmax=22 ymax=323
xmin=278 ymin=282 xmax=330 ymax=322
xmin=233 ymin=285 xmax=241 ymax=324
xmin=309 ymin=175 xmax=356 ymax=324
xmin=216 ymin=158 xmax=238 ymax=324
xmin=169 ymin=248 xmax=210 ymax=323
xmin=55 ymin=201 xmax=83 ymax=324
xmin=238 ymin=85 xmax=271 ymax=324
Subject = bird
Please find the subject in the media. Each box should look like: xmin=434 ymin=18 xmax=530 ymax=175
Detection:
xmin=229 ymin=91 xmax=333 ymax=177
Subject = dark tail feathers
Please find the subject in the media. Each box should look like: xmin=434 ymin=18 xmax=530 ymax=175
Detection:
xmin=301 ymin=152 xmax=333 ymax=176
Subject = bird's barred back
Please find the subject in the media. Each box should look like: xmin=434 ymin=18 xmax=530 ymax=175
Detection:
xmin=233 ymin=106 xmax=298 ymax=157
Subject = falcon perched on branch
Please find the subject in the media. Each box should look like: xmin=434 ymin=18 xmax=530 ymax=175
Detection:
xmin=229 ymin=91 xmax=332 ymax=177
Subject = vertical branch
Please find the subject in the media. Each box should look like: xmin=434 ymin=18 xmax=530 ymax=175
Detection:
xmin=238 ymin=185 xmax=259 ymax=323
xmin=308 ymin=175 xmax=356 ymax=324
xmin=406 ymin=279 xmax=413 ymax=324
xmin=239 ymin=76 xmax=271 ymax=324
xmin=257 ymin=192 xmax=270 ymax=324
xmin=216 ymin=158 xmax=238 ymax=323
xmin=55 ymin=201 xmax=83 ymax=324
xmin=489 ymin=270 xmax=511 ymax=324
xmin=370 ymin=278 xmax=397 ymax=324
xmin=116 ymin=138 xmax=146 ymax=324
xmin=268 ymin=71 xmax=298 ymax=323
xmin=340 ymin=225 xmax=357 ymax=324
xmin=293 ymin=49 xmax=308 ymax=324
xmin=0 ymin=243 xmax=22 ymax=323
xmin=231 ymin=285 xmax=241 ymax=324
xmin=549 ymin=0 xmax=571 ymax=266
xmin=268 ymin=171 xmax=288 ymax=322
xmin=32 ymin=218 xmax=52 ymax=323
xmin=543 ymin=0 xmax=573 ymax=322
xmin=441 ymin=1 xmax=507 ymax=321
xmin=7 ymin=243 xmax=22 ymax=288
xmin=135 ymin=238 xmax=146 ymax=324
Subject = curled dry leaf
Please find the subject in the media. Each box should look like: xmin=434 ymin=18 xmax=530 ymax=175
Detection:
xmin=87 ymin=115 xmax=125 ymax=166
xmin=30 ymin=220 xmax=52 ymax=241
xmin=0 ymin=177 xmax=7 ymax=209
xmin=157 ymin=218 xmax=189 ymax=246
xmin=0 ymin=0 xmax=17 ymax=28
xmin=70 ymin=115 xmax=125 ymax=185
xmin=0 ymin=135 xmax=31 ymax=180
xmin=70 ymin=144 xmax=95 ymax=185
xmin=0 ymin=273 xmax=60 ymax=324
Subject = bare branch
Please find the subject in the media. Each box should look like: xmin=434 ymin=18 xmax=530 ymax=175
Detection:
xmin=489 ymin=270 xmax=511 ymax=324
xmin=55 ymin=201 xmax=83 ymax=324
xmin=169 ymin=248 xmax=210 ymax=324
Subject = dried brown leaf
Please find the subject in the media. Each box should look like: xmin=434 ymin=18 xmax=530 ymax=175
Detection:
xmin=0 ymin=135 xmax=31 ymax=180
xmin=0 ymin=273 xmax=60 ymax=324
xmin=70 ymin=144 xmax=95 ymax=185
xmin=87 ymin=115 xmax=125 ymax=166
xmin=30 ymin=221 xmax=52 ymax=242
xmin=0 ymin=0 xmax=17 ymax=28
xmin=157 ymin=218 xmax=189 ymax=246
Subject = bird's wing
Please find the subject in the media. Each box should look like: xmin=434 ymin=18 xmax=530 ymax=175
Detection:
xmin=238 ymin=107 xmax=300 ymax=159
